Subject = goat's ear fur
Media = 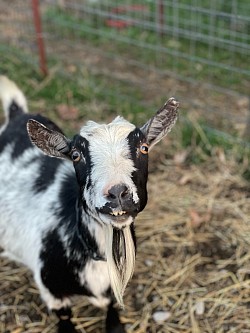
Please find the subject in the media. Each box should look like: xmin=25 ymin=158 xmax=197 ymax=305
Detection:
xmin=140 ymin=97 xmax=179 ymax=149
xmin=27 ymin=119 xmax=70 ymax=158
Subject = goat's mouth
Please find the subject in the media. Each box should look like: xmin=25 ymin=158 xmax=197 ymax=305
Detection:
xmin=109 ymin=210 xmax=127 ymax=217
xmin=108 ymin=211 xmax=133 ymax=228
xmin=97 ymin=207 xmax=136 ymax=228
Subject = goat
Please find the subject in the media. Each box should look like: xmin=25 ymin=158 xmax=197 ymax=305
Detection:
xmin=0 ymin=76 xmax=179 ymax=333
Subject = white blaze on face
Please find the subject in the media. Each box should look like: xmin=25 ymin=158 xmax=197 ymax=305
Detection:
xmin=80 ymin=117 xmax=139 ymax=211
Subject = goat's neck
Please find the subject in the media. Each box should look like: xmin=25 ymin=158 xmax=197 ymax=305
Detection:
xmin=76 ymin=198 xmax=106 ymax=261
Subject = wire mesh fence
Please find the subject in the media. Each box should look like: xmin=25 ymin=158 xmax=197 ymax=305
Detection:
xmin=1 ymin=0 xmax=250 ymax=140
xmin=43 ymin=0 xmax=250 ymax=92
xmin=0 ymin=1 xmax=39 ymax=66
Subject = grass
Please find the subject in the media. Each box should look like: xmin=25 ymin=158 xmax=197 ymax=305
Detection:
xmin=0 ymin=53 xmax=149 ymax=133
xmin=175 ymin=116 xmax=250 ymax=179
xmin=1 ymin=52 xmax=249 ymax=181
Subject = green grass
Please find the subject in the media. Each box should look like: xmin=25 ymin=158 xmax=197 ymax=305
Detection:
xmin=180 ymin=118 xmax=249 ymax=154
xmin=0 ymin=53 xmax=150 ymax=133
xmin=175 ymin=117 xmax=250 ymax=180
xmin=1 ymin=52 xmax=249 ymax=181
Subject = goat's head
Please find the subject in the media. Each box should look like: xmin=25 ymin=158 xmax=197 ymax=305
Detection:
xmin=27 ymin=97 xmax=179 ymax=305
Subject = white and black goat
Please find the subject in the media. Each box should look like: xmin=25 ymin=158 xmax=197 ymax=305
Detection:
xmin=0 ymin=76 xmax=179 ymax=333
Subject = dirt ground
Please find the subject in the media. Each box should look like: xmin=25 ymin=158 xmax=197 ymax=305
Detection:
xmin=0 ymin=147 xmax=250 ymax=333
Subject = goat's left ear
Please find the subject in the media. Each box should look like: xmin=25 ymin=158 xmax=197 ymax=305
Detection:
xmin=27 ymin=119 xmax=71 ymax=158
xmin=140 ymin=97 xmax=179 ymax=150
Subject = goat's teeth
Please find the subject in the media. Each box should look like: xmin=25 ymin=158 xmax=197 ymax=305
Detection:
xmin=109 ymin=211 xmax=127 ymax=216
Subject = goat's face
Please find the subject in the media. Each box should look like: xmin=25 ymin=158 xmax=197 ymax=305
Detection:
xmin=73 ymin=117 xmax=148 ymax=229
xmin=27 ymin=98 xmax=179 ymax=229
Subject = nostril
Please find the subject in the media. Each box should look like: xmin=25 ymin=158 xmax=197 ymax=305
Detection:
xmin=107 ymin=184 xmax=129 ymax=201
xmin=107 ymin=191 xmax=116 ymax=200
xmin=121 ymin=188 xmax=128 ymax=198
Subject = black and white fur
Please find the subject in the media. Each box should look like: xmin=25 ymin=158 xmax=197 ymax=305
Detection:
xmin=0 ymin=76 xmax=179 ymax=333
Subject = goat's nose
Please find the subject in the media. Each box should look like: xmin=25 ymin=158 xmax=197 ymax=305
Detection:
xmin=107 ymin=184 xmax=129 ymax=203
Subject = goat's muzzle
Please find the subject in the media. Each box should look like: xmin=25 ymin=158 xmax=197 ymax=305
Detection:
xmin=97 ymin=184 xmax=140 ymax=228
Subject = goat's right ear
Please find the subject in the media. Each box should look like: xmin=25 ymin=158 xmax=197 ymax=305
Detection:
xmin=27 ymin=119 xmax=71 ymax=159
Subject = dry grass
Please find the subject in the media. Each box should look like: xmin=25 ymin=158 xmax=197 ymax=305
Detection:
xmin=0 ymin=150 xmax=249 ymax=333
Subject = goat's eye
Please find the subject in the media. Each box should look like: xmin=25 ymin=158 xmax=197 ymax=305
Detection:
xmin=71 ymin=150 xmax=81 ymax=162
xmin=140 ymin=143 xmax=149 ymax=155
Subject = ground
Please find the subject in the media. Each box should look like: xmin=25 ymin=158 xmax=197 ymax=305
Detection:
xmin=0 ymin=146 xmax=249 ymax=332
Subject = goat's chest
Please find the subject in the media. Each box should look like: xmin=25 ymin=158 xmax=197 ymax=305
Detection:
xmin=40 ymin=227 xmax=111 ymax=306
xmin=79 ymin=259 xmax=110 ymax=308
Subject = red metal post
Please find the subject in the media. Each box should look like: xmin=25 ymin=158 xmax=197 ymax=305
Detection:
xmin=157 ymin=0 xmax=165 ymax=37
xmin=32 ymin=0 xmax=48 ymax=76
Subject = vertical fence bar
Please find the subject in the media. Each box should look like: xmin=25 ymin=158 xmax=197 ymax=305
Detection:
xmin=157 ymin=0 xmax=165 ymax=37
xmin=32 ymin=0 xmax=48 ymax=76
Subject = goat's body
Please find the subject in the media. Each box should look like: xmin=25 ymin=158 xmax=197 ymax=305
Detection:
xmin=0 ymin=112 xmax=110 ymax=310
xmin=0 ymin=76 xmax=179 ymax=333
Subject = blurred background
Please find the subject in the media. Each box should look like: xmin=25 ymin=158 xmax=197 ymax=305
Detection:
xmin=0 ymin=1 xmax=250 ymax=332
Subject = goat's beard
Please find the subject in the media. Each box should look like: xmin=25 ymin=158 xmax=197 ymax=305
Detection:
xmin=105 ymin=224 xmax=135 ymax=307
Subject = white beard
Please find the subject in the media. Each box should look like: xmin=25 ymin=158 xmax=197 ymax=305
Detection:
xmin=105 ymin=224 xmax=135 ymax=307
